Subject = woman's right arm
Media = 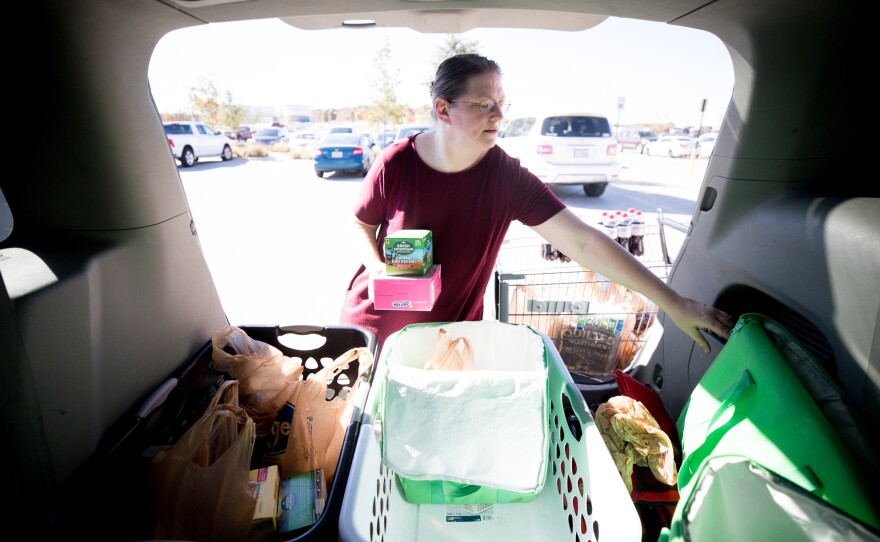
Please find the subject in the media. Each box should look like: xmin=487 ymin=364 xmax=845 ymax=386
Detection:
xmin=353 ymin=217 xmax=384 ymax=300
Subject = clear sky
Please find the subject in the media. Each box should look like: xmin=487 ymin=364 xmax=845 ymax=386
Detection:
xmin=149 ymin=16 xmax=734 ymax=129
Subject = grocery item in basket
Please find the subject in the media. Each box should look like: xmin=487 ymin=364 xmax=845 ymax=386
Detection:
xmin=423 ymin=328 xmax=474 ymax=371
xmin=616 ymin=330 xmax=642 ymax=370
xmin=248 ymin=465 xmax=280 ymax=542
xmin=264 ymin=347 xmax=372 ymax=486
xmin=558 ymin=322 xmax=620 ymax=376
xmin=150 ymin=381 xmax=258 ymax=542
xmin=376 ymin=321 xmax=550 ymax=503
xmin=594 ymin=395 xmax=678 ymax=493
xmin=384 ymin=229 xmax=433 ymax=276
xmin=276 ymin=469 xmax=327 ymax=534
xmin=211 ymin=325 xmax=305 ymax=437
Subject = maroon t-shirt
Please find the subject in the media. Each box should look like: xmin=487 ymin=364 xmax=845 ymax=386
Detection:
xmin=338 ymin=135 xmax=567 ymax=350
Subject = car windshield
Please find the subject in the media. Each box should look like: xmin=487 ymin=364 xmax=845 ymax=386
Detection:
xmin=541 ymin=116 xmax=612 ymax=137
xmin=639 ymin=130 xmax=658 ymax=138
xmin=256 ymin=129 xmax=279 ymax=136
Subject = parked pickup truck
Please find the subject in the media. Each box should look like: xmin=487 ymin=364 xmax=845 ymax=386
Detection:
xmin=163 ymin=121 xmax=234 ymax=167
xmin=225 ymin=125 xmax=255 ymax=141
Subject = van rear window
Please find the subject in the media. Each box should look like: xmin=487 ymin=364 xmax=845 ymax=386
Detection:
xmin=541 ymin=116 xmax=611 ymax=137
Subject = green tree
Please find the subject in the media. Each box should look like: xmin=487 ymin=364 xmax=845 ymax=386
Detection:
xmin=188 ymin=74 xmax=222 ymax=127
xmin=369 ymin=40 xmax=406 ymax=132
xmin=424 ymin=35 xmax=480 ymax=90
xmin=220 ymin=89 xmax=247 ymax=130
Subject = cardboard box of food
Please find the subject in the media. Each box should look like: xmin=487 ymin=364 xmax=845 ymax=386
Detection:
xmin=384 ymin=229 xmax=433 ymax=276
xmin=276 ymin=469 xmax=327 ymax=534
xmin=248 ymin=465 xmax=280 ymax=541
xmin=373 ymin=264 xmax=441 ymax=311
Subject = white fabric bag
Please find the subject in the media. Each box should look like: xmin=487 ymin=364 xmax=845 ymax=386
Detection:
xmin=376 ymin=320 xmax=549 ymax=494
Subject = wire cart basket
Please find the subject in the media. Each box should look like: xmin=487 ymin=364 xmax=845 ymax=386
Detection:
xmin=495 ymin=211 xmax=677 ymax=384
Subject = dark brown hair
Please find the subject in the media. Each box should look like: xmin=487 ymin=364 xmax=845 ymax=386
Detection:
xmin=430 ymin=53 xmax=502 ymax=116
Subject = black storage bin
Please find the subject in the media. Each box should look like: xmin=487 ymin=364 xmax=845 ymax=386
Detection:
xmin=47 ymin=323 xmax=376 ymax=542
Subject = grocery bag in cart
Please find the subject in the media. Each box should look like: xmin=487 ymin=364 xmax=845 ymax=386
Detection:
xmin=374 ymin=320 xmax=550 ymax=503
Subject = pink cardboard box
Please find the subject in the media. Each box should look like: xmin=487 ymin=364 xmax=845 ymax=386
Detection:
xmin=373 ymin=265 xmax=441 ymax=311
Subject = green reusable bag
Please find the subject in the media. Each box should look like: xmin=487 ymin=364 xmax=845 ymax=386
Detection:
xmin=672 ymin=313 xmax=879 ymax=535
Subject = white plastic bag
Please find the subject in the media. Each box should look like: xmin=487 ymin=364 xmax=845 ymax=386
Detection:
xmin=376 ymin=321 xmax=549 ymax=494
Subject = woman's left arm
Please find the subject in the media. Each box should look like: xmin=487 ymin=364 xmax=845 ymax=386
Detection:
xmin=530 ymin=208 xmax=734 ymax=353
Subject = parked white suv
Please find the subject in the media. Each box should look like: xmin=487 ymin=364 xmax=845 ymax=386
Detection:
xmin=496 ymin=113 xmax=620 ymax=197
xmin=163 ymin=121 xmax=234 ymax=167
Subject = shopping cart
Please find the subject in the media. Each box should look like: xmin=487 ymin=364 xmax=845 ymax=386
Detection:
xmin=495 ymin=210 xmax=678 ymax=384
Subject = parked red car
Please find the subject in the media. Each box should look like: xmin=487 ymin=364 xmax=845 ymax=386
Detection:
xmin=225 ymin=126 xmax=255 ymax=141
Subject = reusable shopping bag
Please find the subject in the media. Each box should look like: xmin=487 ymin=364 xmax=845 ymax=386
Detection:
xmin=375 ymin=320 xmax=550 ymax=503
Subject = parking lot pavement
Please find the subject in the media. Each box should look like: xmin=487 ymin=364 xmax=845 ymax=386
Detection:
xmin=180 ymin=153 xmax=704 ymax=327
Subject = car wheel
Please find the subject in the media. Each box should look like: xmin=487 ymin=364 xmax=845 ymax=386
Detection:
xmin=636 ymin=143 xmax=644 ymax=154
xmin=668 ymin=149 xmax=676 ymax=158
xmin=221 ymin=145 xmax=233 ymax=161
xmin=315 ymin=170 xmax=325 ymax=178
xmin=617 ymin=143 xmax=624 ymax=153
xmin=582 ymin=183 xmax=607 ymax=197
xmin=181 ymin=147 xmax=195 ymax=167
xmin=360 ymin=158 xmax=371 ymax=176
xmin=645 ymin=146 xmax=651 ymax=156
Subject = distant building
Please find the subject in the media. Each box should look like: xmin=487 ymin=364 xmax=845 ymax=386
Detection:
xmin=248 ymin=104 xmax=312 ymax=127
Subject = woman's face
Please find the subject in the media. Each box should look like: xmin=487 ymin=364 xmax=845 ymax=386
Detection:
xmin=446 ymin=71 xmax=506 ymax=150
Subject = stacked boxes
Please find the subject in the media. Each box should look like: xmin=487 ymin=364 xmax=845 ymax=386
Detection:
xmin=384 ymin=230 xmax=433 ymax=276
xmin=374 ymin=229 xmax=441 ymax=311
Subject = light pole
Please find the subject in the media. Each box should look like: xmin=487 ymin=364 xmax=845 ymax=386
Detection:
xmin=616 ymin=96 xmax=625 ymax=134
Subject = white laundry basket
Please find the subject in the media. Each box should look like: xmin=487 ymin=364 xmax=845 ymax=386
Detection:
xmin=339 ymin=321 xmax=641 ymax=542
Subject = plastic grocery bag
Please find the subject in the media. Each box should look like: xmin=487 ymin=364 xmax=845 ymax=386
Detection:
xmin=423 ymin=328 xmax=474 ymax=371
xmin=211 ymin=325 xmax=304 ymax=437
xmin=149 ymin=380 xmax=258 ymax=542
xmin=267 ymin=346 xmax=372 ymax=486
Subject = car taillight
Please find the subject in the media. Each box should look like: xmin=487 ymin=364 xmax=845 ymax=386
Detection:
xmin=352 ymin=147 xmax=363 ymax=156
xmin=536 ymin=144 xmax=552 ymax=156
xmin=607 ymin=144 xmax=618 ymax=156
xmin=167 ymin=137 xmax=174 ymax=149
xmin=312 ymin=148 xmax=323 ymax=158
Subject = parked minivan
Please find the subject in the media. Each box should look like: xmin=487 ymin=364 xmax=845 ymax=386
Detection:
xmin=9 ymin=1 xmax=879 ymax=541
xmin=496 ymin=113 xmax=620 ymax=197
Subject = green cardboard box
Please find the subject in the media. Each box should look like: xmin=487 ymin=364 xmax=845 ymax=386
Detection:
xmin=276 ymin=469 xmax=327 ymax=534
xmin=384 ymin=229 xmax=433 ymax=276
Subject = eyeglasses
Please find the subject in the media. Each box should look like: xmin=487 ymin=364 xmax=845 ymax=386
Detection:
xmin=451 ymin=99 xmax=511 ymax=115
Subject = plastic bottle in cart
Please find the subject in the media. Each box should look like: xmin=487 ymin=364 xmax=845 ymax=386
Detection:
xmin=603 ymin=215 xmax=617 ymax=238
xmin=630 ymin=210 xmax=646 ymax=257
xmin=616 ymin=213 xmax=632 ymax=249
